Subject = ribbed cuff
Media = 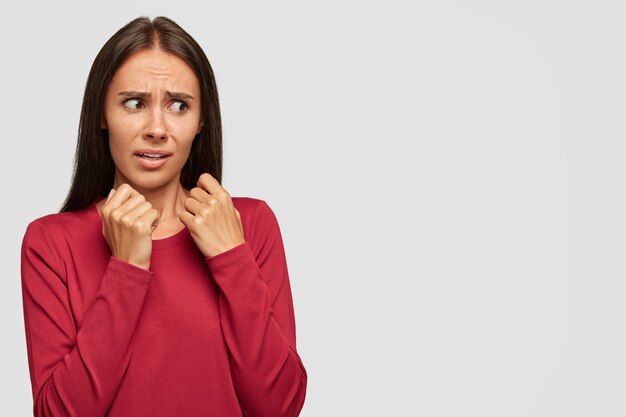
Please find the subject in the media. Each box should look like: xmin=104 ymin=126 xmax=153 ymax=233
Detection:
xmin=107 ymin=257 xmax=153 ymax=283
xmin=205 ymin=241 xmax=254 ymax=269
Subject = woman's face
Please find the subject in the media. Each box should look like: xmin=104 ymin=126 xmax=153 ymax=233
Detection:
xmin=102 ymin=48 xmax=203 ymax=192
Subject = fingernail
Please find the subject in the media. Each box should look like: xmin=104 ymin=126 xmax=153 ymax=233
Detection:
xmin=105 ymin=188 xmax=115 ymax=203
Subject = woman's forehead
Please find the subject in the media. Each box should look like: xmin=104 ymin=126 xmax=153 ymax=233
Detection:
xmin=110 ymin=49 xmax=199 ymax=93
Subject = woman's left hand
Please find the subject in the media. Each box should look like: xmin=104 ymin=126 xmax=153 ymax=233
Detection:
xmin=180 ymin=173 xmax=245 ymax=258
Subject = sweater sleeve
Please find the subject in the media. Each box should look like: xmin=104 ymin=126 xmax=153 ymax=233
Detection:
xmin=205 ymin=200 xmax=307 ymax=417
xmin=20 ymin=220 xmax=153 ymax=417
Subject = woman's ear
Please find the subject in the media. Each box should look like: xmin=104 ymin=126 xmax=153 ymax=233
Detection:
xmin=101 ymin=118 xmax=107 ymax=130
xmin=197 ymin=121 xmax=204 ymax=134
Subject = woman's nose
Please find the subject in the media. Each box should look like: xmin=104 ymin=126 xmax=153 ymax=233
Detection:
xmin=144 ymin=108 xmax=168 ymax=140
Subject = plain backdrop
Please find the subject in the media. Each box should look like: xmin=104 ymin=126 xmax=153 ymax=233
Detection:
xmin=2 ymin=1 xmax=625 ymax=416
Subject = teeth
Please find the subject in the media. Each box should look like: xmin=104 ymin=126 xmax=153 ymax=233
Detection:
xmin=138 ymin=153 xmax=167 ymax=158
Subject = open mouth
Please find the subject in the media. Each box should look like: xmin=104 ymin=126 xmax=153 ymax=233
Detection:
xmin=136 ymin=153 xmax=169 ymax=160
xmin=134 ymin=151 xmax=172 ymax=169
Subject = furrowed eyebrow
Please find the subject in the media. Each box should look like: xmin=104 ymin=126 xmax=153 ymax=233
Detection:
xmin=119 ymin=91 xmax=149 ymax=98
xmin=166 ymin=91 xmax=195 ymax=101
xmin=118 ymin=91 xmax=195 ymax=100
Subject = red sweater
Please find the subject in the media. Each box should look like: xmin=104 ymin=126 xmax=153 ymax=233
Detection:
xmin=20 ymin=196 xmax=307 ymax=417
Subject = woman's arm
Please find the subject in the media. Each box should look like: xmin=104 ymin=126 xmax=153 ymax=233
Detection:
xmin=206 ymin=200 xmax=308 ymax=417
xmin=21 ymin=220 xmax=153 ymax=417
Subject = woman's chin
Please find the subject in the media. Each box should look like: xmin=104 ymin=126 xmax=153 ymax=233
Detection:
xmin=114 ymin=174 xmax=181 ymax=192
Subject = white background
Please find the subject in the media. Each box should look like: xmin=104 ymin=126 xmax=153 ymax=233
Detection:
xmin=2 ymin=1 xmax=624 ymax=416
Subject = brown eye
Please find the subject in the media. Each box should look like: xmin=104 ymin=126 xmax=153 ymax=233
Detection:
xmin=170 ymin=100 xmax=188 ymax=113
xmin=123 ymin=98 xmax=143 ymax=110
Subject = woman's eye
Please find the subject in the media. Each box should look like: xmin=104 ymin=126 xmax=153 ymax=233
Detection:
xmin=123 ymin=98 xmax=143 ymax=110
xmin=170 ymin=100 xmax=188 ymax=113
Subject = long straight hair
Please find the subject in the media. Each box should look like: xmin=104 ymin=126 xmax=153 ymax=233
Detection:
xmin=60 ymin=16 xmax=222 ymax=212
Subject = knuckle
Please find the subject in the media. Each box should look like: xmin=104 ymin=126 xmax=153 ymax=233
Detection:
xmin=111 ymin=208 xmax=123 ymax=222
xmin=199 ymin=206 xmax=211 ymax=217
xmin=132 ymin=221 xmax=145 ymax=233
xmin=120 ymin=215 xmax=133 ymax=227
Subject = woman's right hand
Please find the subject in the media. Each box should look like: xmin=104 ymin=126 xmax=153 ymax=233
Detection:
xmin=99 ymin=184 xmax=159 ymax=270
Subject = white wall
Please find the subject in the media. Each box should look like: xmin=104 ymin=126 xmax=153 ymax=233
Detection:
xmin=2 ymin=1 xmax=624 ymax=415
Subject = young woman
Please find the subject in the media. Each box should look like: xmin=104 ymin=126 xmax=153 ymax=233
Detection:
xmin=20 ymin=16 xmax=307 ymax=417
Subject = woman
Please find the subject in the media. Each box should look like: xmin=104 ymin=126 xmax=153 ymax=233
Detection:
xmin=20 ymin=16 xmax=307 ymax=417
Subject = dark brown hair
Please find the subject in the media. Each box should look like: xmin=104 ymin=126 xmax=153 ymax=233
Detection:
xmin=60 ymin=16 xmax=222 ymax=212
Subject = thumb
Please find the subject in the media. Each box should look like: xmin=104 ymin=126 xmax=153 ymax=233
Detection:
xmin=105 ymin=188 xmax=115 ymax=204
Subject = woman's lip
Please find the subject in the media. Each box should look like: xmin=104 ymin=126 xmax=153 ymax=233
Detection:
xmin=134 ymin=154 xmax=171 ymax=169
xmin=135 ymin=149 xmax=172 ymax=156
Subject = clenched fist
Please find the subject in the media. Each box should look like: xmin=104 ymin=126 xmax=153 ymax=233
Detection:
xmin=99 ymin=183 xmax=159 ymax=270
xmin=179 ymin=173 xmax=245 ymax=258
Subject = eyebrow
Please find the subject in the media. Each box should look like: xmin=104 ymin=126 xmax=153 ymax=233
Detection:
xmin=118 ymin=91 xmax=196 ymax=100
